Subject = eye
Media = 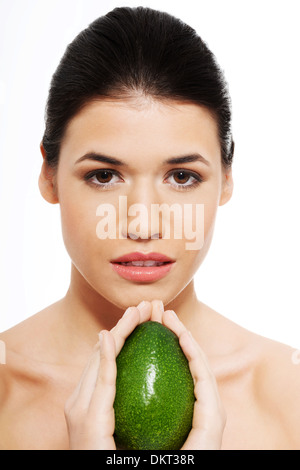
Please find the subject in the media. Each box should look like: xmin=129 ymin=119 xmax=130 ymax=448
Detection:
xmin=165 ymin=170 xmax=203 ymax=190
xmin=84 ymin=169 xmax=123 ymax=188
xmin=95 ymin=170 xmax=114 ymax=184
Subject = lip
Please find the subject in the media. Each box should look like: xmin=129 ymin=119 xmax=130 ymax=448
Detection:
xmin=110 ymin=252 xmax=176 ymax=282
xmin=111 ymin=252 xmax=175 ymax=263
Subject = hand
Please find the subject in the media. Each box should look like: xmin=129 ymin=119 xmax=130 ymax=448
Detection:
xmin=64 ymin=300 xmax=226 ymax=450
xmin=64 ymin=301 xmax=153 ymax=450
xmin=161 ymin=309 xmax=226 ymax=450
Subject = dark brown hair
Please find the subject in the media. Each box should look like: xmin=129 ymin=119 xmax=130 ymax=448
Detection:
xmin=42 ymin=6 xmax=234 ymax=168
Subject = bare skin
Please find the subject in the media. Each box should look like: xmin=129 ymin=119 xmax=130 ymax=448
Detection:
xmin=1 ymin=295 xmax=299 ymax=450
xmin=0 ymin=98 xmax=299 ymax=449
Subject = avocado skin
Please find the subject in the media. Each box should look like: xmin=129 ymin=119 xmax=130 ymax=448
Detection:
xmin=113 ymin=321 xmax=195 ymax=450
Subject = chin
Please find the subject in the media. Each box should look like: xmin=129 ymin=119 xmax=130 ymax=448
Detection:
xmin=104 ymin=283 xmax=179 ymax=310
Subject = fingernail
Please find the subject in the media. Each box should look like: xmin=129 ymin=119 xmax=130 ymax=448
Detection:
xmin=98 ymin=331 xmax=103 ymax=346
xmin=169 ymin=310 xmax=177 ymax=317
xmin=137 ymin=301 xmax=147 ymax=310
xmin=188 ymin=330 xmax=195 ymax=341
xmin=124 ymin=306 xmax=134 ymax=317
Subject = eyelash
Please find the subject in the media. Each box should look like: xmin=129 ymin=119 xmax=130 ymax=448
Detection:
xmin=83 ymin=169 xmax=203 ymax=191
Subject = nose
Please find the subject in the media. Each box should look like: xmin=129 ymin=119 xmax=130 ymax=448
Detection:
xmin=126 ymin=231 xmax=161 ymax=241
xmin=119 ymin=180 xmax=163 ymax=241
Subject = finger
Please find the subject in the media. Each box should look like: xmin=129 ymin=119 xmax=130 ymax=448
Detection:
xmin=89 ymin=330 xmax=117 ymax=415
xmin=111 ymin=301 xmax=152 ymax=355
xmin=151 ymin=299 xmax=164 ymax=322
xmin=162 ymin=311 xmax=225 ymax=449
xmin=110 ymin=306 xmax=141 ymax=355
xmin=136 ymin=300 xmax=152 ymax=323
xmin=179 ymin=330 xmax=218 ymax=397
xmin=163 ymin=311 xmax=217 ymax=395
xmin=162 ymin=309 xmax=187 ymax=337
xmin=179 ymin=331 xmax=225 ymax=450
xmin=67 ymin=344 xmax=101 ymax=411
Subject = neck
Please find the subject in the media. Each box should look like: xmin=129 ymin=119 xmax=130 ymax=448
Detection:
xmin=63 ymin=264 xmax=125 ymax=337
xmin=165 ymin=279 xmax=199 ymax=320
xmin=60 ymin=264 xmax=201 ymax=351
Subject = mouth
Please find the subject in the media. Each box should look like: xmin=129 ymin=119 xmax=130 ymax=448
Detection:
xmin=110 ymin=252 xmax=175 ymax=282
xmin=115 ymin=260 xmax=169 ymax=266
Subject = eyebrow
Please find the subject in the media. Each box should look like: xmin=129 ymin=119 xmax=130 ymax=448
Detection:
xmin=75 ymin=152 xmax=129 ymax=167
xmin=163 ymin=154 xmax=210 ymax=166
xmin=75 ymin=152 xmax=210 ymax=167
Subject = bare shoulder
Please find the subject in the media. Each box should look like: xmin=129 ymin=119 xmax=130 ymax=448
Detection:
xmin=0 ymin=300 xmax=64 ymax=361
xmin=197 ymin=304 xmax=300 ymax=449
xmin=0 ymin=302 xmax=75 ymax=450
xmin=254 ymin=335 xmax=300 ymax=446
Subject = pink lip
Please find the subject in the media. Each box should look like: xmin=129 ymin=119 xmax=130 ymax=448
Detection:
xmin=110 ymin=252 xmax=175 ymax=282
xmin=111 ymin=252 xmax=175 ymax=263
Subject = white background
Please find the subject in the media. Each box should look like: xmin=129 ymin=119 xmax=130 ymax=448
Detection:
xmin=0 ymin=0 xmax=299 ymax=347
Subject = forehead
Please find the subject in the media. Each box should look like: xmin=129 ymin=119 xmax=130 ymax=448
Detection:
xmin=60 ymin=98 xmax=221 ymax=167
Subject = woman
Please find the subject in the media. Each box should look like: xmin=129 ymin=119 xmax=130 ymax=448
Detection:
xmin=0 ymin=6 xmax=299 ymax=450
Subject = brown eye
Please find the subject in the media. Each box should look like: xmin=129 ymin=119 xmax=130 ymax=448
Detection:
xmin=164 ymin=169 xmax=203 ymax=191
xmin=95 ymin=170 xmax=113 ymax=183
xmin=84 ymin=168 xmax=123 ymax=189
xmin=173 ymin=171 xmax=190 ymax=184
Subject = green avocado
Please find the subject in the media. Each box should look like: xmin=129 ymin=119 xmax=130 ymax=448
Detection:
xmin=113 ymin=321 xmax=195 ymax=450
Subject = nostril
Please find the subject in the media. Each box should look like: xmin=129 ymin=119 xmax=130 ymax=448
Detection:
xmin=128 ymin=233 xmax=139 ymax=240
xmin=126 ymin=232 xmax=161 ymax=240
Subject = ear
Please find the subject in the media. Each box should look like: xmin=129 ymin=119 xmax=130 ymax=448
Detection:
xmin=219 ymin=167 xmax=233 ymax=206
xmin=38 ymin=143 xmax=59 ymax=204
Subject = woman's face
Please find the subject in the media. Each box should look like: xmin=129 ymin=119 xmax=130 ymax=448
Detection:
xmin=41 ymin=98 xmax=233 ymax=309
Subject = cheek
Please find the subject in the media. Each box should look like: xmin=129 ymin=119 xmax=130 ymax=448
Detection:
xmin=201 ymin=178 xmax=221 ymax=239
xmin=58 ymin=188 xmax=100 ymax=265
xmin=178 ymin=188 xmax=220 ymax=272
xmin=203 ymin=199 xmax=218 ymax=239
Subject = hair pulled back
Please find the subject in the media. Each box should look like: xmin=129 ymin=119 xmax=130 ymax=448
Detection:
xmin=42 ymin=6 xmax=234 ymax=168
